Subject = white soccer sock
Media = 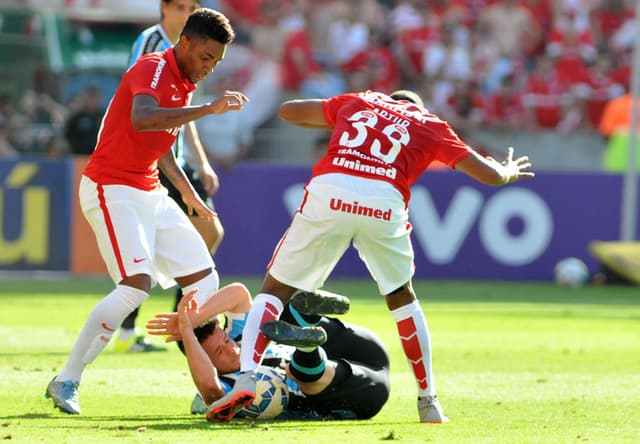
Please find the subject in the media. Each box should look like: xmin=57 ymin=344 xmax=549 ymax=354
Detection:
xmin=57 ymin=285 xmax=149 ymax=382
xmin=239 ymin=293 xmax=283 ymax=372
xmin=182 ymin=269 xmax=219 ymax=307
xmin=390 ymin=300 xmax=436 ymax=398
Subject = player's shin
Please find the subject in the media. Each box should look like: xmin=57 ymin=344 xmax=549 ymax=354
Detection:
xmin=390 ymin=300 xmax=436 ymax=398
xmin=58 ymin=285 xmax=149 ymax=381
xmin=239 ymin=293 xmax=283 ymax=371
xmin=290 ymin=346 xmax=327 ymax=382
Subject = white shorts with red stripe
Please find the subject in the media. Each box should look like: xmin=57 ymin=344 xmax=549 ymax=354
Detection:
xmin=267 ymin=173 xmax=415 ymax=295
xmin=79 ymin=175 xmax=214 ymax=289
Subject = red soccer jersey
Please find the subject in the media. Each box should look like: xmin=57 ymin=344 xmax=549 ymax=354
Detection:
xmin=484 ymin=91 xmax=524 ymax=125
xmin=314 ymin=91 xmax=472 ymax=204
xmin=398 ymin=25 xmax=440 ymax=74
xmin=342 ymin=47 xmax=402 ymax=94
xmin=584 ymin=69 xmax=624 ymax=129
xmin=84 ymin=48 xmax=196 ymax=190
xmin=281 ymin=30 xmax=319 ymax=91
xmin=523 ymin=71 xmax=568 ymax=128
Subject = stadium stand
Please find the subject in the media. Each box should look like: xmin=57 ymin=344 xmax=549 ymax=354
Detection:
xmin=0 ymin=0 xmax=636 ymax=170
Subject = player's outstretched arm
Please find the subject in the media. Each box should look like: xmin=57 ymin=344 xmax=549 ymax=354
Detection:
xmin=278 ymin=99 xmax=331 ymax=128
xmin=130 ymin=91 xmax=248 ymax=132
xmin=455 ymin=147 xmax=535 ymax=186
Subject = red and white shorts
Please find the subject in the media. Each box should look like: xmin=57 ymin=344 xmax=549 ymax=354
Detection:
xmin=79 ymin=175 xmax=214 ymax=289
xmin=267 ymin=173 xmax=414 ymax=295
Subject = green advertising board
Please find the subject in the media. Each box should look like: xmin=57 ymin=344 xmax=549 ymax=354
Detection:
xmin=43 ymin=11 xmax=146 ymax=72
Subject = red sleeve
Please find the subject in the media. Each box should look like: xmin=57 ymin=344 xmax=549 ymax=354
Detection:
xmin=433 ymin=120 xmax=472 ymax=167
xmin=126 ymin=57 xmax=163 ymax=102
xmin=322 ymin=93 xmax=361 ymax=128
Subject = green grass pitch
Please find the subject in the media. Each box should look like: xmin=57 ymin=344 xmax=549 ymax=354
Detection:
xmin=1 ymin=276 xmax=639 ymax=443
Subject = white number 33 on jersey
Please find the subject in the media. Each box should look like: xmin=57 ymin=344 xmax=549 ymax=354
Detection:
xmin=338 ymin=110 xmax=410 ymax=164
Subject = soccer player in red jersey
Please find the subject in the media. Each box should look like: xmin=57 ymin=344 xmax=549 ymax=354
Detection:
xmin=115 ymin=0 xmax=225 ymax=354
xmin=207 ymin=89 xmax=534 ymax=423
xmin=45 ymin=8 xmax=248 ymax=415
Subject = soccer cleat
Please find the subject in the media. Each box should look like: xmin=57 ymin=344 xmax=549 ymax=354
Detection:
xmin=290 ymin=290 xmax=350 ymax=315
xmin=114 ymin=335 xmax=167 ymax=353
xmin=206 ymin=371 xmax=256 ymax=423
xmin=191 ymin=392 xmax=208 ymax=414
xmin=260 ymin=320 xmax=327 ymax=348
xmin=418 ymin=395 xmax=449 ymax=424
xmin=45 ymin=377 xmax=81 ymax=415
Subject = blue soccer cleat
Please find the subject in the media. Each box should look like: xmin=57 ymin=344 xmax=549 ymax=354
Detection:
xmin=45 ymin=377 xmax=81 ymax=415
xmin=191 ymin=392 xmax=208 ymax=414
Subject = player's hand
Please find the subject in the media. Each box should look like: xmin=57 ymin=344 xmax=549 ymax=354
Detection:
xmin=146 ymin=313 xmax=178 ymax=340
xmin=487 ymin=147 xmax=535 ymax=184
xmin=206 ymin=90 xmax=249 ymax=115
xmin=502 ymin=147 xmax=535 ymax=182
xmin=146 ymin=289 xmax=200 ymax=342
xmin=177 ymin=288 xmax=200 ymax=334
xmin=182 ymin=193 xmax=217 ymax=220
xmin=198 ymin=162 xmax=219 ymax=196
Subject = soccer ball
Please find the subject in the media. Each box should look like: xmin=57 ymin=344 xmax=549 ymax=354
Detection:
xmin=237 ymin=365 xmax=289 ymax=420
xmin=554 ymin=257 xmax=589 ymax=287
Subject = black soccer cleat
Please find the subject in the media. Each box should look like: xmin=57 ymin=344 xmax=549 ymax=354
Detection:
xmin=290 ymin=290 xmax=350 ymax=315
xmin=261 ymin=320 xmax=327 ymax=348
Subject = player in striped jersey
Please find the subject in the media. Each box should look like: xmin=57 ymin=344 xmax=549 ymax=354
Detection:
xmin=146 ymin=287 xmax=391 ymax=421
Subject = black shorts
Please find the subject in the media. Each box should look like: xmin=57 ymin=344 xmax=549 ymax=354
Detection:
xmin=159 ymin=165 xmax=214 ymax=213
xmin=289 ymin=318 xmax=391 ymax=419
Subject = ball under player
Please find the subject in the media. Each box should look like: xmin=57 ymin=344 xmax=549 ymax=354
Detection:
xmin=114 ymin=0 xmax=225 ymax=353
xmin=207 ymin=89 xmax=535 ymax=423
xmin=45 ymin=8 xmax=248 ymax=415
xmin=146 ymin=287 xmax=390 ymax=421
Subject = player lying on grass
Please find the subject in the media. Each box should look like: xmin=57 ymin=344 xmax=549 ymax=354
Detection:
xmin=147 ymin=285 xmax=391 ymax=421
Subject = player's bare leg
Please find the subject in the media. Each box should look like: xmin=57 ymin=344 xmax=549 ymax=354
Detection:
xmin=189 ymin=214 xmax=223 ymax=254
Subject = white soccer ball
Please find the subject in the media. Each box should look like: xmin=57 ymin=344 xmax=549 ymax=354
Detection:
xmin=554 ymin=257 xmax=589 ymax=287
xmin=238 ymin=365 xmax=289 ymax=420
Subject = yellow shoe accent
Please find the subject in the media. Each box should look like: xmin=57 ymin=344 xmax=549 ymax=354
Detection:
xmin=113 ymin=335 xmax=135 ymax=353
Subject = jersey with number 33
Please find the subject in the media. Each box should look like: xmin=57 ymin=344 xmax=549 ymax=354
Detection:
xmin=316 ymin=91 xmax=472 ymax=205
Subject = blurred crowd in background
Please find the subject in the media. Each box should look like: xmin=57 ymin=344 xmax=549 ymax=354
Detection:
xmin=0 ymin=0 xmax=637 ymax=169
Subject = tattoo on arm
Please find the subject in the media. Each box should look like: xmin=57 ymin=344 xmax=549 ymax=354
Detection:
xmin=131 ymin=94 xmax=206 ymax=131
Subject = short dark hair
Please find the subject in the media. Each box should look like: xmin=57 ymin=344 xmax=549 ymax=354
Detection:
xmin=390 ymin=89 xmax=424 ymax=108
xmin=176 ymin=317 xmax=220 ymax=355
xmin=181 ymin=8 xmax=234 ymax=45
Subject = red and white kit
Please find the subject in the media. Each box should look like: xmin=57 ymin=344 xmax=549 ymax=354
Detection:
xmin=268 ymin=91 xmax=472 ymax=294
xmin=80 ymin=48 xmax=213 ymax=288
